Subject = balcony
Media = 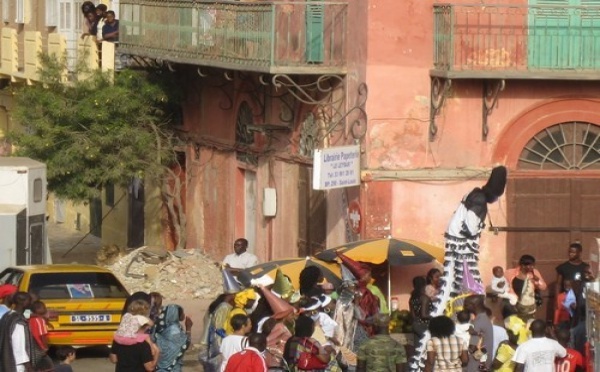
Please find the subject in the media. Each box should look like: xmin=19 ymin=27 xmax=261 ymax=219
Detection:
xmin=119 ymin=0 xmax=347 ymax=75
xmin=432 ymin=3 xmax=600 ymax=80
xmin=0 ymin=29 xmax=117 ymax=83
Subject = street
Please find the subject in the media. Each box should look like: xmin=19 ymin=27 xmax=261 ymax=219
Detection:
xmin=48 ymin=222 xmax=204 ymax=371
xmin=61 ymin=346 xmax=202 ymax=371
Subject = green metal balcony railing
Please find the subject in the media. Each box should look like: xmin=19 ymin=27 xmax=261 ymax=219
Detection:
xmin=119 ymin=0 xmax=347 ymax=74
xmin=433 ymin=3 xmax=600 ymax=79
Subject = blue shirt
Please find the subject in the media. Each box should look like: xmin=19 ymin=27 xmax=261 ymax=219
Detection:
xmin=102 ymin=20 xmax=119 ymax=42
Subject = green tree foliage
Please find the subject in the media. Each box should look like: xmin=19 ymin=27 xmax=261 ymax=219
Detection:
xmin=9 ymin=54 xmax=183 ymax=201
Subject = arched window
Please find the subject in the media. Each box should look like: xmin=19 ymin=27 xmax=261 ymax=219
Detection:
xmin=518 ymin=122 xmax=600 ymax=170
xmin=235 ymin=102 xmax=257 ymax=165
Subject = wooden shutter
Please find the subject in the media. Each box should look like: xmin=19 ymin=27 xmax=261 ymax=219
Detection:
xmin=305 ymin=0 xmax=324 ymax=63
xmin=46 ymin=0 xmax=58 ymax=26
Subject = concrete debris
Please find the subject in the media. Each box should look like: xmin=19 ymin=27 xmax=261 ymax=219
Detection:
xmin=101 ymin=247 xmax=223 ymax=301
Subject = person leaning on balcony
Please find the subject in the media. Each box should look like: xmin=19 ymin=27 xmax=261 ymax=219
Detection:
xmin=95 ymin=4 xmax=108 ymax=43
xmin=102 ymin=10 xmax=120 ymax=43
xmin=81 ymin=11 xmax=98 ymax=40
xmin=80 ymin=1 xmax=96 ymax=39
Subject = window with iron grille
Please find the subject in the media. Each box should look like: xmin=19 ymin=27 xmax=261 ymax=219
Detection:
xmin=236 ymin=102 xmax=258 ymax=166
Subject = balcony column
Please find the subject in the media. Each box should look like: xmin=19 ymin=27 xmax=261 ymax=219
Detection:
xmin=482 ymin=79 xmax=505 ymax=141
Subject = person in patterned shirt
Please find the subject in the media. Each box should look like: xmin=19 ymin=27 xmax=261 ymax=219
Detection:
xmin=425 ymin=316 xmax=468 ymax=372
xmin=356 ymin=313 xmax=407 ymax=372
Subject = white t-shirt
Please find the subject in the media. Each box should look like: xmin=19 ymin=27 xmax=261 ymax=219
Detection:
xmin=513 ymin=336 xmax=566 ymax=371
xmin=454 ymin=322 xmax=471 ymax=348
xmin=219 ymin=334 xmax=247 ymax=372
xmin=491 ymin=276 xmax=510 ymax=294
xmin=316 ymin=312 xmax=338 ymax=338
xmin=223 ymin=251 xmax=259 ymax=269
xmin=96 ymin=18 xmax=106 ymax=40
xmin=12 ymin=323 xmax=30 ymax=366
xmin=492 ymin=324 xmax=508 ymax=361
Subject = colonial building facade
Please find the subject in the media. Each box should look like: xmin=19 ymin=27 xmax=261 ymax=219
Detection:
xmin=3 ymin=0 xmax=600 ymax=319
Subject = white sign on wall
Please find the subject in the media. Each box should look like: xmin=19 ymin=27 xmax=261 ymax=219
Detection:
xmin=313 ymin=145 xmax=361 ymax=190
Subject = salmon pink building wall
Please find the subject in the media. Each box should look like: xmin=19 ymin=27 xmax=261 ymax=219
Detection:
xmin=361 ymin=0 xmax=600 ymax=307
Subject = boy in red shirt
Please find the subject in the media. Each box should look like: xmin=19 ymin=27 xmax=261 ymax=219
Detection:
xmin=224 ymin=333 xmax=268 ymax=372
xmin=556 ymin=328 xmax=584 ymax=372
xmin=28 ymin=300 xmax=54 ymax=371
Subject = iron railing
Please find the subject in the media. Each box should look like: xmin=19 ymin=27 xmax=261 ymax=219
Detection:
xmin=433 ymin=3 xmax=600 ymax=78
xmin=119 ymin=0 xmax=347 ymax=74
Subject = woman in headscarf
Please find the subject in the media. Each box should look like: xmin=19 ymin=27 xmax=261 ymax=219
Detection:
xmin=224 ymin=288 xmax=258 ymax=335
xmin=154 ymin=304 xmax=193 ymax=372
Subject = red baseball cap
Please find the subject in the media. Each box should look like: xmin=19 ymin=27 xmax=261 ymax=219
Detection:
xmin=0 ymin=284 xmax=18 ymax=299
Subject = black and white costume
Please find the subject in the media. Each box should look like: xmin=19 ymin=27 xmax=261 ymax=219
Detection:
xmin=409 ymin=166 xmax=507 ymax=371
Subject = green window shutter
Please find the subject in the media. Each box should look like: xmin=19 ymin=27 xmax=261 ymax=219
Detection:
xmin=580 ymin=0 xmax=600 ymax=68
xmin=306 ymin=1 xmax=324 ymax=63
xmin=179 ymin=7 xmax=193 ymax=47
xmin=528 ymin=0 xmax=573 ymax=69
xmin=529 ymin=0 xmax=600 ymax=69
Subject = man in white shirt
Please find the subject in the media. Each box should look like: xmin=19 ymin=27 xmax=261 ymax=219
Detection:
xmin=95 ymin=4 xmax=108 ymax=42
xmin=223 ymin=238 xmax=260 ymax=275
xmin=220 ymin=314 xmax=252 ymax=372
xmin=0 ymin=292 xmax=33 ymax=372
xmin=513 ymin=319 xmax=566 ymax=372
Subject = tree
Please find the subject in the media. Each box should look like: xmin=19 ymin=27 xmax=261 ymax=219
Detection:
xmin=9 ymin=54 xmax=188 ymax=249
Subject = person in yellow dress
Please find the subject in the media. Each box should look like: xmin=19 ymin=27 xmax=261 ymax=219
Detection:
xmin=491 ymin=322 xmax=519 ymax=371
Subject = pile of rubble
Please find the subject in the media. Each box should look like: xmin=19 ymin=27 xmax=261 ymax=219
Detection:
xmin=99 ymin=246 xmax=223 ymax=301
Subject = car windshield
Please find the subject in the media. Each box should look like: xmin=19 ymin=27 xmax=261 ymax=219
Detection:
xmin=29 ymin=272 xmax=129 ymax=299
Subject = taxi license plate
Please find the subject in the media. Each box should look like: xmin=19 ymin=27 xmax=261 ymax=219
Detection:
xmin=71 ymin=314 xmax=112 ymax=322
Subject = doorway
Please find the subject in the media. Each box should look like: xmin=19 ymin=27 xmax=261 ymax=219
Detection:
xmin=506 ymin=120 xmax=600 ymax=319
xmin=298 ymin=165 xmax=327 ymax=256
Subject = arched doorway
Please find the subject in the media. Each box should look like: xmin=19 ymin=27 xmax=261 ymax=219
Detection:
xmin=505 ymin=121 xmax=600 ymax=319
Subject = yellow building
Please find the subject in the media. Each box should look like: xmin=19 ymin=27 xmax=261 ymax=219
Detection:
xmin=0 ymin=1 xmax=162 ymax=250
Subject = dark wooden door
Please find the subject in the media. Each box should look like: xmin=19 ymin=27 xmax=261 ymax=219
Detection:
xmin=298 ymin=165 xmax=327 ymax=257
xmin=506 ymin=177 xmax=600 ymax=319
xmin=127 ymin=179 xmax=145 ymax=248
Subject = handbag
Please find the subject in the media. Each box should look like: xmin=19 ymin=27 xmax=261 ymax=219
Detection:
xmin=297 ymin=338 xmax=328 ymax=370
xmin=534 ymin=289 xmax=543 ymax=307
xmin=471 ymin=335 xmax=487 ymax=361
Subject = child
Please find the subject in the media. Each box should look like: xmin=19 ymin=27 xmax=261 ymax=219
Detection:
xmin=114 ymin=299 xmax=154 ymax=345
xmin=491 ymin=266 xmax=518 ymax=305
xmin=454 ymin=310 xmax=472 ymax=348
xmin=28 ymin=300 xmax=54 ymax=371
xmin=54 ymin=345 xmax=76 ymax=372
xmin=554 ymin=279 xmax=572 ymax=330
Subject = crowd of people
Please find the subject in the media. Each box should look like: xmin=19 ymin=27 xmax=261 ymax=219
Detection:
xmin=0 ymin=284 xmax=194 ymax=371
xmin=0 ymin=231 xmax=594 ymax=371
xmin=199 ymin=239 xmax=408 ymax=372
xmin=207 ymin=236 xmax=596 ymax=372
xmin=81 ymin=1 xmax=119 ymax=44
xmin=109 ymin=291 xmax=194 ymax=371
xmin=0 ymin=285 xmax=77 ymax=372
xmin=409 ymin=242 xmax=595 ymax=371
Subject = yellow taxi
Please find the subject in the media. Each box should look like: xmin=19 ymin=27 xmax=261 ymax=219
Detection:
xmin=0 ymin=264 xmax=129 ymax=346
